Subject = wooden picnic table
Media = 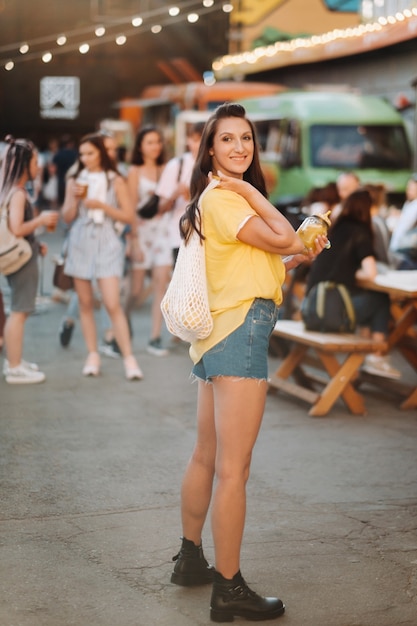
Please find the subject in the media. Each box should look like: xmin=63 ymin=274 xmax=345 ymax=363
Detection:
xmin=356 ymin=271 xmax=417 ymax=410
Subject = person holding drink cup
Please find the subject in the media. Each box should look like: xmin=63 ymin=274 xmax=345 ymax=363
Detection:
xmin=1 ymin=135 xmax=58 ymax=384
xmin=61 ymin=132 xmax=143 ymax=380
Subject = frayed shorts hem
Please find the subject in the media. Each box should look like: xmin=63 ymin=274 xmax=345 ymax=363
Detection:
xmin=191 ymin=298 xmax=279 ymax=383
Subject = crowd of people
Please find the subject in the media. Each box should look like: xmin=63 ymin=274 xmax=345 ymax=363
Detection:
xmin=0 ymin=122 xmax=206 ymax=384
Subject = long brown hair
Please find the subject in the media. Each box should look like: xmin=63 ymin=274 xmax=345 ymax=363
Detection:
xmin=332 ymin=188 xmax=373 ymax=242
xmin=180 ymin=103 xmax=267 ymax=242
xmin=130 ymin=125 xmax=165 ymax=166
xmin=71 ymin=133 xmax=120 ymax=188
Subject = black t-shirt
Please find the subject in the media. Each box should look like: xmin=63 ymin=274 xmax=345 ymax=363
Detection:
xmin=306 ymin=218 xmax=374 ymax=294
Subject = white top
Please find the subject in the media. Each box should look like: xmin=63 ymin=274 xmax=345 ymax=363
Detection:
xmin=389 ymin=198 xmax=417 ymax=252
xmin=156 ymin=152 xmax=195 ymax=249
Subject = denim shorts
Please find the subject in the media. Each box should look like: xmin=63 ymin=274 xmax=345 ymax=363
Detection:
xmin=192 ymin=298 xmax=279 ymax=382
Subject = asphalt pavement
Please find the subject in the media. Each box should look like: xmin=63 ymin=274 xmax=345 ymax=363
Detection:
xmin=0 ymin=228 xmax=416 ymax=626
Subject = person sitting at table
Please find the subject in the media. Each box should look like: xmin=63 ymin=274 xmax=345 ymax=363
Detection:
xmin=389 ymin=174 xmax=417 ymax=270
xmin=305 ymin=188 xmax=401 ymax=379
xmin=363 ymin=183 xmax=397 ymax=273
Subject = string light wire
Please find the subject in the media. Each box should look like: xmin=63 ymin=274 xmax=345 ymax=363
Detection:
xmin=1 ymin=0 xmax=228 ymax=68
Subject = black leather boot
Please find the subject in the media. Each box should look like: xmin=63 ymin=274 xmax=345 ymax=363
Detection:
xmin=210 ymin=570 xmax=285 ymax=622
xmin=171 ymin=537 xmax=214 ymax=586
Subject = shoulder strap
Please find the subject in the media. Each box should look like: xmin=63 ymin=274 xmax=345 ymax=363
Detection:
xmin=336 ymin=283 xmax=356 ymax=324
xmin=197 ymin=178 xmax=220 ymax=211
xmin=177 ymin=156 xmax=184 ymax=182
xmin=1 ymin=187 xmax=23 ymax=216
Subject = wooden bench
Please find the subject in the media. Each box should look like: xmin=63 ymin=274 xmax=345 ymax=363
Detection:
xmin=269 ymin=320 xmax=386 ymax=417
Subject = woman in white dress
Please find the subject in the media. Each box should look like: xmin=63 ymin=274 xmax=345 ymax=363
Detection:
xmin=126 ymin=126 xmax=172 ymax=356
xmin=62 ymin=133 xmax=143 ymax=380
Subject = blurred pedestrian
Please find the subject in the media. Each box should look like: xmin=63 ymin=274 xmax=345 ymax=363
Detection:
xmin=125 ymin=125 xmax=170 ymax=356
xmin=157 ymin=121 xmax=205 ymax=264
xmin=61 ymin=132 xmax=143 ymax=380
xmin=53 ymin=135 xmax=77 ymax=206
xmin=332 ymin=171 xmax=360 ymax=220
xmin=1 ymin=135 xmax=58 ymax=384
xmin=389 ymin=174 xmax=417 ymax=270
xmin=363 ymin=183 xmax=396 ymax=272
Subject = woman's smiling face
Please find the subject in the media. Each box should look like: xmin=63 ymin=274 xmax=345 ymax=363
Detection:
xmin=210 ymin=117 xmax=254 ymax=179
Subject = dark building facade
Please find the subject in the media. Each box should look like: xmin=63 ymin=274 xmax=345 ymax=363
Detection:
xmin=0 ymin=0 xmax=229 ymax=148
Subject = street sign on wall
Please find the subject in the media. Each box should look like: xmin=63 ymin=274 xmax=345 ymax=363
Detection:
xmin=40 ymin=77 xmax=80 ymax=119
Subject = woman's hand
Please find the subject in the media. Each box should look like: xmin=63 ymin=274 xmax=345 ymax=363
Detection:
xmin=40 ymin=210 xmax=59 ymax=231
xmin=38 ymin=242 xmax=48 ymax=257
xmin=283 ymin=235 xmax=329 ymax=270
xmin=211 ymin=170 xmax=253 ymax=199
xmin=73 ymin=183 xmax=87 ymax=199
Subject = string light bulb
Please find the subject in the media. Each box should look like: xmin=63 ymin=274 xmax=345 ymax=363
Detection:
xmin=79 ymin=43 xmax=90 ymax=54
xmin=42 ymin=52 xmax=52 ymax=63
xmin=187 ymin=13 xmax=199 ymax=23
xmin=57 ymin=35 xmax=67 ymax=46
xmin=169 ymin=7 xmax=180 ymax=16
xmin=116 ymin=35 xmax=127 ymax=45
xmin=19 ymin=43 xmax=29 ymax=54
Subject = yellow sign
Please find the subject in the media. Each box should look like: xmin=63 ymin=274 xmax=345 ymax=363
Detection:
xmin=230 ymin=0 xmax=287 ymax=26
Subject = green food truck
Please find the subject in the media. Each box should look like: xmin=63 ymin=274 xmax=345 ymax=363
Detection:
xmin=238 ymin=91 xmax=412 ymax=209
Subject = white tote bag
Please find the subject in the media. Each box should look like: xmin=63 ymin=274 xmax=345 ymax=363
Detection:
xmin=161 ymin=179 xmax=218 ymax=343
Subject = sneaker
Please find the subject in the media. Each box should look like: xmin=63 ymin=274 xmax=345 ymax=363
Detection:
xmin=59 ymin=320 xmax=74 ymax=347
xmin=146 ymin=337 xmax=169 ymax=357
xmin=99 ymin=338 xmax=121 ymax=359
xmin=5 ymin=364 xmax=46 ymax=385
xmin=3 ymin=359 xmax=39 ymax=375
xmin=124 ymin=355 xmax=143 ymax=381
xmin=362 ymin=354 xmax=401 ymax=380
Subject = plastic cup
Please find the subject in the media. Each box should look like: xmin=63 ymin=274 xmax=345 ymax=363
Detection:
xmin=78 ymin=182 xmax=88 ymax=199
xmin=44 ymin=210 xmax=58 ymax=232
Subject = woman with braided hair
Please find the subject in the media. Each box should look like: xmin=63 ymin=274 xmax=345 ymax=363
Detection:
xmin=1 ymin=135 xmax=58 ymax=384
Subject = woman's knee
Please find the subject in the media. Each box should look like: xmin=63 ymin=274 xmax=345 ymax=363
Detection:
xmin=215 ymin=455 xmax=252 ymax=485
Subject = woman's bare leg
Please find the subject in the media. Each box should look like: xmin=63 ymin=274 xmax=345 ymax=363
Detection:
xmin=98 ymin=276 xmax=133 ymax=358
xmin=211 ymin=377 xmax=268 ymax=578
xmin=125 ymin=267 xmax=146 ymax=316
xmin=4 ymin=311 xmax=28 ymax=367
xmin=150 ymin=264 xmax=171 ymax=340
xmin=180 ymin=381 xmax=217 ymax=544
xmin=74 ymin=278 xmax=97 ymax=354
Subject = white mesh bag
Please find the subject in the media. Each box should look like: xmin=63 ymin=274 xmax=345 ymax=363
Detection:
xmin=161 ymin=179 xmax=218 ymax=343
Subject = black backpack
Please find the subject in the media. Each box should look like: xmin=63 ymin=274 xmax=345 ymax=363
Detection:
xmin=301 ymin=281 xmax=356 ymax=333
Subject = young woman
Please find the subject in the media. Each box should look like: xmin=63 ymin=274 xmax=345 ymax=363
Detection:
xmin=1 ymin=136 xmax=58 ymax=384
xmin=306 ymin=188 xmax=400 ymax=379
xmin=125 ymin=125 xmax=171 ymax=356
xmin=170 ymin=103 xmax=327 ymax=622
xmin=61 ymin=133 xmax=142 ymax=380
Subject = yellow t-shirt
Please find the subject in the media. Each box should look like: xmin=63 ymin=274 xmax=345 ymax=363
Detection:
xmin=189 ymin=187 xmax=286 ymax=364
